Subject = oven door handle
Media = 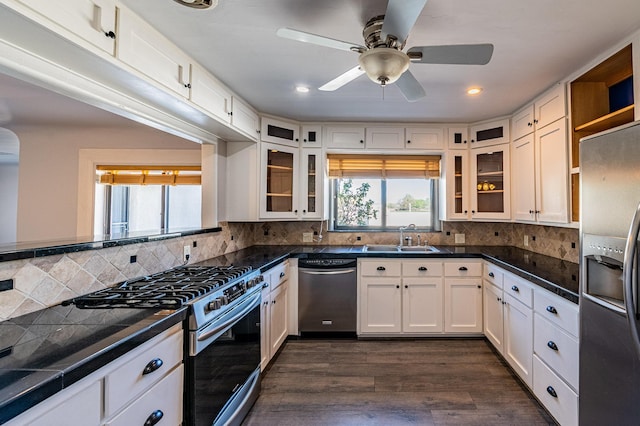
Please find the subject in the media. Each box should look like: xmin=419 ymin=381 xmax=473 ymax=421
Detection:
xmin=197 ymin=291 xmax=261 ymax=343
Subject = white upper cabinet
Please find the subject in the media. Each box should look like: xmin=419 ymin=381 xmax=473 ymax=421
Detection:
xmin=405 ymin=127 xmax=444 ymax=150
xmin=231 ymin=97 xmax=260 ymax=141
xmin=471 ymin=144 xmax=511 ymax=220
xmin=512 ymin=84 xmax=566 ymax=141
xmin=117 ymin=5 xmax=192 ymax=98
xmin=366 ymin=127 xmax=405 ymax=150
xmin=190 ymin=64 xmax=231 ymax=124
xmin=470 ymin=118 xmax=510 ymax=147
xmin=324 ymin=126 xmax=365 ymax=149
xmin=260 ymin=116 xmax=300 ymax=147
xmin=13 ymin=0 xmax=117 ymax=54
xmin=447 ymin=127 xmax=470 ymax=150
xmin=301 ymin=125 xmax=322 ymax=147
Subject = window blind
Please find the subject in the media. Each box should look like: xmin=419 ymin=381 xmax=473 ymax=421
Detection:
xmin=96 ymin=165 xmax=201 ymax=185
xmin=327 ymin=154 xmax=441 ymax=179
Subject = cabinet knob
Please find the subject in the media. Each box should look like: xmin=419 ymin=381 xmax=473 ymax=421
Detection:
xmin=546 ymin=386 xmax=558 ymax=398
xmin=464 ymin=210 xmax=468 ymax=214
xmin=304 ymin=139 xmax=307 ymax=142
xmin=534 ymin=119 xmax=539 ymax=124
xmin=360 ymin=140 xmax=364 ymax=144
xmin=497 ymin=297 xmax=502 ymax=302
xmin=488 ymin=272 xmax=494 ymax=277
xmin=471 ymin=210 xmax=476 ymax=214
xmin=303 ymin=210 xmax=306 ymax=214
xmin=529 ymin=210 xmax=534 ymax=214
xmin=184 ymin=83 xmax=191 ymax=88
xmin=376 ymin=266 xmax=386 ymax=271
xmin=396 ymin=285 xmax=400 ymax=289
xmin=272 ymin=300 xmax=276 ymax=304
xmin=458 ymin=266 xmax=468 ymax=271
xmin=546 ymin=305 xmax=558 ymax=314
xmin=471 ymin=139 xmax=476 ymax=143
xmin=547 ymin=341 xmax=559 ymax=351
xmin=144 ymin=410 xmax=164 ymax=426
xmin=294 ymin=209 xmax=298 ymax=214
xmin=407 ymin=140 xmax=411 ymax=144
xmin=527 ymin=122 xmax=533 ymax=127
xmin=280 ymin=272 xmax=285 ymax=278
xmin=418 ymin=266 xmax=428 ymax=271
xmin=464 ymin=140 xmax=467 ymax=144
xmin=405 ymin=285 xmax=408 ymax=289
xmin=502 ymin=300 xmax=506 ymax=305
xmin=477 ymin=285 xmax=481 ymax=289
xmin=142 ymin=358 xmax=163 ymax=375
xmin=511 ymin=285 xmax=519 ymax=292
xmin=105 ymin=30 xmax=116 ymax=39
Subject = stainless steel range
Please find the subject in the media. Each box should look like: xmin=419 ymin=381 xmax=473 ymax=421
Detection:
xmin=68 ymin=264 xmax=265 ymax=426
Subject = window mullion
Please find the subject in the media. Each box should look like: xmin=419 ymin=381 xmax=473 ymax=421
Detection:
xmin=381 ymin=180 xmax=387 ymax=227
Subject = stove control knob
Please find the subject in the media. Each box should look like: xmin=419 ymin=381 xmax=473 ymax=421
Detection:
xmin=207 ymin=297 xmax=224 ymax=311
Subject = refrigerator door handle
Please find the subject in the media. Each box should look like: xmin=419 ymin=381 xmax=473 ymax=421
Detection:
xmin=623 ymin=202 xmax=640 ymax=357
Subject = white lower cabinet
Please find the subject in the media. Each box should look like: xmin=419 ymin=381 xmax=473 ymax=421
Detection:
xmin=359 ymin=259 xmax=485 ymax=336
xmin=532 ymin=287 xmax=580 ymax=426
xmin=443 ymin=260 xmax=483 ymax=334
xmin=482 ymin=262 xmax=534 ymax=388
xmin=261 ymin=261 xmax=290 ymax=369
xmin=7 ymin=324 xmax=183 ymax=426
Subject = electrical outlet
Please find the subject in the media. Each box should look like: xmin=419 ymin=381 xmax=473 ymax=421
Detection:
xmin=302 ymin=232 xmax=313 ymax=243
xmin=183 ymin=245 xmax=191 ymax=262
xmin=524 ymin=235 xmax=529 ymax=246
xmin=454 ymin=233 xmax=465 ymax=244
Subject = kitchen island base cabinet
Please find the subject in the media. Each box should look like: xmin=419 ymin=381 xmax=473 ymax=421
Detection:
xmin=6 ymin=324 xmax=183 ymax=426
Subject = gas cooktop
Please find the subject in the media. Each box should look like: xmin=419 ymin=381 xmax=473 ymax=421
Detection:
xmin=66 ymin=265 xmax=253 ymax=309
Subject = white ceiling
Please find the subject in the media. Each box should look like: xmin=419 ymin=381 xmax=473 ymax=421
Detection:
xmin=119 ymin=0 xmax=640 ymax=123
xmin=0 ymin=0 xmax=639 ymax=134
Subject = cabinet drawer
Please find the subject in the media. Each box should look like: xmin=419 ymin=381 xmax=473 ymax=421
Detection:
xmin=105 ymin=364 xmax=183 ymax=426
xmin=360 ymin=260 xmax=402 ymax=277
xmin=534 ymin=288 xmax=579 ymax=337
xmin=534 ymin=313 xmax=579 ymax=390
xmin=402 ymin=260 xmax=443 ymax=277
xmin=104 ymin=325 xmax=183 ymax=417
xmin=533 ymin=355 xmax=578 ymax=426
xmin=444 ymin=261 xmax=482 ymax=277
xmin=483 ymin=263 xmax=504 ymax=288
xmin=503 ymin=273 xmax=533 ymax=308
xmin=268 ymin=261 xmax=290 ymax=290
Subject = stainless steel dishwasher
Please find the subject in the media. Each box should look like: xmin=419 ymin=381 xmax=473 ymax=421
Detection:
xmin=298 ymin=258 xmax=357 ymax=336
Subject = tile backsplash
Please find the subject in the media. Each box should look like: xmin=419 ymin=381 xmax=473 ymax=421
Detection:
xmin=0 ymin=220 xmax=578 ymax=321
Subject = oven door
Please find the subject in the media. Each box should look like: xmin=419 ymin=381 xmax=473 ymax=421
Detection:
xmin=186 ymin=291 xmax=261 ymax=426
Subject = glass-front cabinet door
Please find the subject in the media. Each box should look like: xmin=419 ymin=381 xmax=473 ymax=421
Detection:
xmin=444 ymin=151 xmax=470 ymax=220
xmin=300 ymin=148 xmax=322 ymax=219
xmin=470 ymin=144 xmax=511 ymax=220
xmin=260 ymin=143 xmax=299 ymax=219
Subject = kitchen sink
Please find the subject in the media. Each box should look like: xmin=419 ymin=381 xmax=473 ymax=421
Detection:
xmin=363 ymin=244 xmax=440 ymax=253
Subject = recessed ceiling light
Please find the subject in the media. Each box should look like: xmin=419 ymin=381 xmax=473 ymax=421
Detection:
xmin=295 ymin=86 xmax=310 ymax=93
xmin=467 ymin=87 xmax=483 ymax=95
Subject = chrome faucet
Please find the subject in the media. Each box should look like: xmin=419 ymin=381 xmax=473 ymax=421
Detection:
xmin=399 ymin=224 xmax=416 ymax=246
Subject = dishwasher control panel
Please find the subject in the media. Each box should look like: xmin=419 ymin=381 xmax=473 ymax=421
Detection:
xmin=298 ymin=258 xmax=357 ymax=268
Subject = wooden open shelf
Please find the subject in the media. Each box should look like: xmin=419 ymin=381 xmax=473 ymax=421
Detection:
xmin=574 ymin=105 xmax=634 ymax=133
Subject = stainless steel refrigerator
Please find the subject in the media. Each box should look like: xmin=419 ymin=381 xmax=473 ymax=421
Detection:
xmin=580 ymin=120 xmax=640 ymax=425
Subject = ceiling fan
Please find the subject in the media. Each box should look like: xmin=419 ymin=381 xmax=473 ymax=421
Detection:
xmin=276 ymin=0 xmax=494 ymax=102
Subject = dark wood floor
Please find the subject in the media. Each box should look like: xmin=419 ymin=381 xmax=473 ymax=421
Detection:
xmin=243 ymin=338 xmax=556 ymax=426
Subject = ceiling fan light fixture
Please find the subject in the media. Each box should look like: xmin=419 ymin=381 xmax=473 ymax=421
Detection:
xmin=467 ymin=87 xmax=483 ymax=95
xmin=358 ymin=48 xmax=410 ymax=86
xmin=172 ymin=0 xmax=217 ymax=9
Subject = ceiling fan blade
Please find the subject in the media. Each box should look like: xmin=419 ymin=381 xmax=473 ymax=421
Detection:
xmin=396 ymin=70 xmax=426 ymax=102
xmin=408 ymin=44 xmax=495 ymax=65
xmin=277 ymin=28 xmax=365 ymax=53
xmin=381 ymin=0 xmax=428 ymax=45
xmin=318 ymin=66 xmax=365 ymax=91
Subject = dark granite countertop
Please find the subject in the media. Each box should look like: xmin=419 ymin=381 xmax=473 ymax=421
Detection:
xmin=0 ymin=243 xmax=578 ymax=423
xmin=196 ymin=244 xmax=579 ymax=304
xmin=0 ymin=305 xmax=186 ymax=423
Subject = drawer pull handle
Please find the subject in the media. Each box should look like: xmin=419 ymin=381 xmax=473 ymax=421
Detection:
xmin=488 ymin=272 xmax=494 ymax=277
xmin=458 ymin=266 xmax=468 ymax=271
xmin=547 ymin=341 xmax=559 ymax=351
xmin=546 ymin=306 xmax=558 ymax=314
xmin=546 ymin=386 xmax=558 ymax=398
xmin=280 ymin=272 xmax=285 ymax=278
xmin=511 ymin=285 xmax=519 ymax=292
xmin=144 ymin=409 xmax=164 ymax=426
xmin=418 ymin=266 xmax=428 ymax=271
xmin=142 ymin=358 xmax=164 ymax=375
xmin=377 ymin=266 xmax=386 ymax=271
